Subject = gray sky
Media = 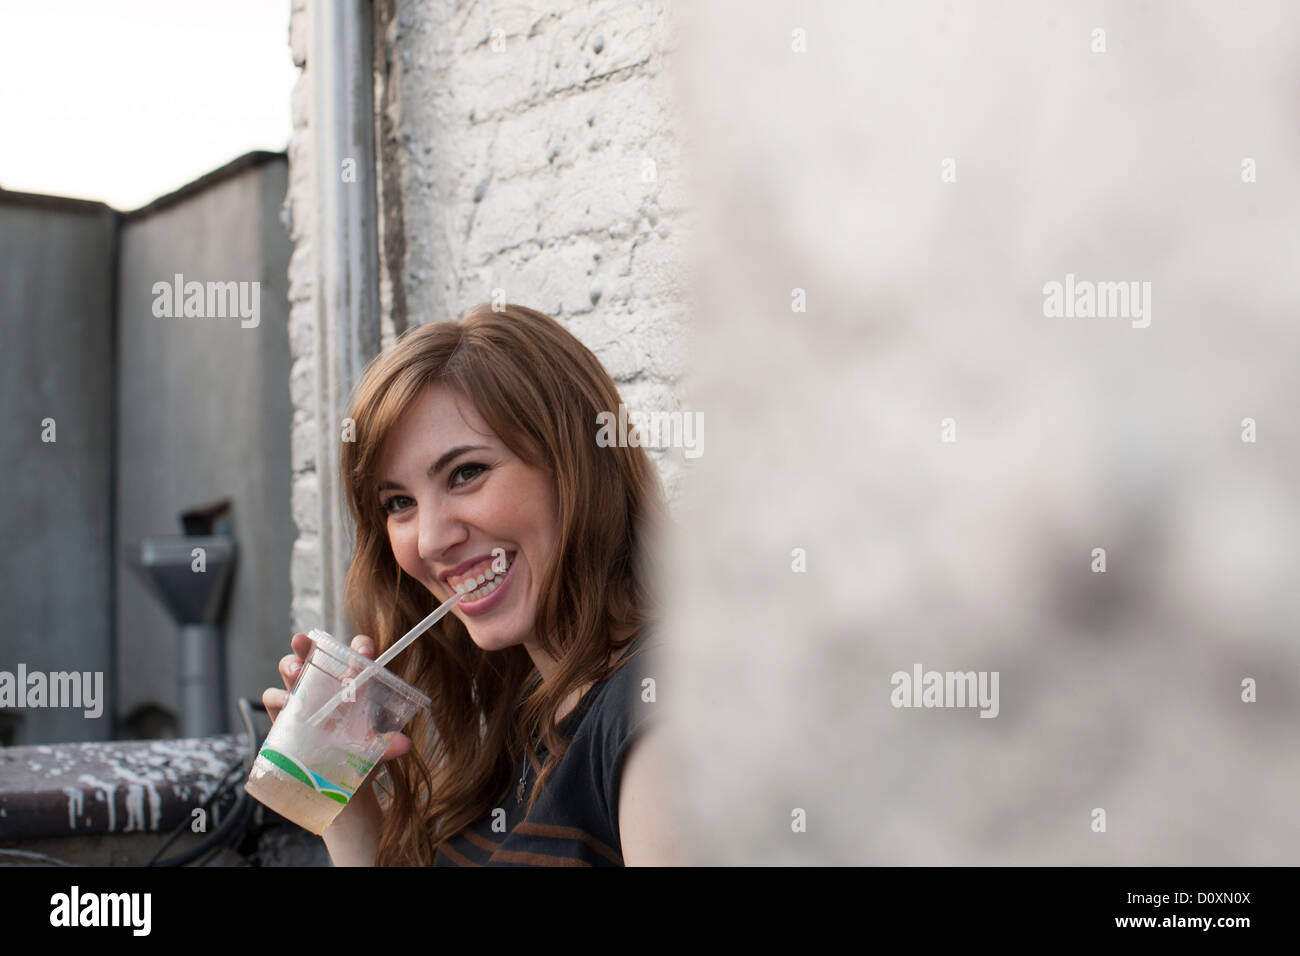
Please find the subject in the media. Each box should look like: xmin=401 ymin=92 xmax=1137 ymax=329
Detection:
xmin=0 ymin=0 xmax=296 ymax=209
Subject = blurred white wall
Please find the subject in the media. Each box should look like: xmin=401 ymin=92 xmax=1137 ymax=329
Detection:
xmin=660 ymin=0 xmax=1300 ymax=864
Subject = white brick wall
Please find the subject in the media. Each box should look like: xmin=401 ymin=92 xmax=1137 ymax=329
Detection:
xmin=286 ymin=0 xmax=322 ymax=634
xmin=375 ymin=1 xmax=689 ymax=387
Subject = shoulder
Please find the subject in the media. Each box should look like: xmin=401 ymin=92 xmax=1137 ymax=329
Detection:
xmin=616 ymin=718 xmax=679 ymax=865
xmin=581 ymin=630 xmax=662 ymax=826
xmin=602 ymin=631 xmax=660 ymax=708
xmin=594 ymin=630 xmax=661 ymax=747
xmin=601 ymin=629 xmax=678 ymax=864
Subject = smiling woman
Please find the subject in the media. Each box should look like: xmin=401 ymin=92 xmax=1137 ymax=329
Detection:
xmin=326 ymin=303 xmax=676 ymax=866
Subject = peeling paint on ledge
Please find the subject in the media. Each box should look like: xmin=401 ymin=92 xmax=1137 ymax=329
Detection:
xmin=0 ymin=734 xmax=248 ymax=839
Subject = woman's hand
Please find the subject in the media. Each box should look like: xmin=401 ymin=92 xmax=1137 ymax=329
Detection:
xmin=261 ymin=632 xmax=412 ymax=761
xmin=259 ymin=632 xmax=409 ymax=865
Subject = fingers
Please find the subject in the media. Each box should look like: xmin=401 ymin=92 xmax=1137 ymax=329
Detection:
xmin=280 ymin=633 xmax=311 ymax=691
xmin=262 ymin=686 xmax=288 ymax=723
xmin=278 ymin=654 xmax=303 ymax=692
xmin=382 ymin=732 xmax=411 ymax=761
xmin=347 ymin=635 xmax=407 ymax=760
xmin=266 ymin=633 xmax=398 ymax=753
xmin=268 ymin=633 xmax=311 ymax=721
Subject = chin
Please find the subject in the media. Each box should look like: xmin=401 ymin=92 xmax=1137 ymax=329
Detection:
xmin=464 ymin=625 xmax=523 ymax=654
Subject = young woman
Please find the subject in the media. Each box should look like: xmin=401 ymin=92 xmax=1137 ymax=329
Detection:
xmin=262 ymin=303 xmax=678 ymax=866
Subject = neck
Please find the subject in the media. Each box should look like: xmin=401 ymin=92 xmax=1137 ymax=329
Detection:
xmin=523 ymin=634 xmax=640 ymax=725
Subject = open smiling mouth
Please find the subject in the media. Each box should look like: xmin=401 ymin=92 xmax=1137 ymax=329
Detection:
xmin=446 ymin=551 xmax=517 ymax=611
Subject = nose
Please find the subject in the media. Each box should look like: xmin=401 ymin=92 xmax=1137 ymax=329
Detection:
xmin=416 ymin=497 xmax=464 ymax=567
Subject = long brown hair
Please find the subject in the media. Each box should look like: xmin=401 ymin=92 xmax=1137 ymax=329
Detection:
xmin=339 ymin=303 xmax=668 ymax=865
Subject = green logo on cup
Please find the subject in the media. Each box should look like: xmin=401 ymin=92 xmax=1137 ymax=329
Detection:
xmin=259 ymin=746 xmax=353 ymax=804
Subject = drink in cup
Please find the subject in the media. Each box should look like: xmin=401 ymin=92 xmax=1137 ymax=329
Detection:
xmin=244 ymin=629 xmax=430 ymax=835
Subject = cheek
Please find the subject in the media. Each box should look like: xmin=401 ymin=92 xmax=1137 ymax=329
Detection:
xmin=505 ymin=477 xmax=558 ymax=535
xmin=387 ymin=522 xmax=420 ymax=574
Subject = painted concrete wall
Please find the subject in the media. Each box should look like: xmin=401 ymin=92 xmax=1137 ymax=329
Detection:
xmin=116 ymin=156 xmax=293 ymax=737
xmin=0 ymin=195 xmax=117 ymax=746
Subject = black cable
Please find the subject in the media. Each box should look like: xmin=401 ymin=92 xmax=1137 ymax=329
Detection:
xmin=146 ymin=700 xmax=261 ymax=865
xmin=145 ymin=755 xmax=244 ymax=865
xmin=147 ymin=697 xmax=265 ymax=866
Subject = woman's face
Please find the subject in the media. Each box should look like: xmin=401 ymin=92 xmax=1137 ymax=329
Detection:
xmin=375 ymin=383 xmax=559 ymax=654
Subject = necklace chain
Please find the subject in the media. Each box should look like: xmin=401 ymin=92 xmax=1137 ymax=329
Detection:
xmin=516 ymin=672 xmax=544 ymax=805
xmin=516 ymin=732 xmax=540 ymax=805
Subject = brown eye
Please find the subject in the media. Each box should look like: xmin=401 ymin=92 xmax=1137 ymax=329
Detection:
xmin=450 ymin=463 xmax=487 ymax=488
xmin=381 ymin=495 xmax=414 ymax=515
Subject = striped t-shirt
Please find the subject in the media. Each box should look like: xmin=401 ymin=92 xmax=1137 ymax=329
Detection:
xmin=433 ymin=628 xmax=660 ymax=866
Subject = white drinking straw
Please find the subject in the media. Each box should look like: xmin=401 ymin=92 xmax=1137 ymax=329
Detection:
xmin=305 ymin=591 xmax=462 ymax=727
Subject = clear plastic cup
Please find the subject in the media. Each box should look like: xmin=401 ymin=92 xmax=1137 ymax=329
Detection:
xmin=244 ymin=629 xmax=430 ymax=835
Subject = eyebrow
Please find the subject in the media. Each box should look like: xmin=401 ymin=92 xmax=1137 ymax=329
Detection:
xmin=378 ymin=444 xmax=489 ymax=493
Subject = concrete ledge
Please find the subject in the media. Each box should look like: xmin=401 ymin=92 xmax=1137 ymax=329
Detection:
xmin=0 ymin=825 xmax=331 ymax=867
xmin=0 ymin=832 xmax=248 ymax=867
xmin=0 ymin=735 xmax=249 ymax=839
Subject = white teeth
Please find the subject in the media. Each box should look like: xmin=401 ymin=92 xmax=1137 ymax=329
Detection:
xmin=463 ymin=574 xmax=504 ymax=602
xmin=453 ymin=555 xmax=512 ymax=596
